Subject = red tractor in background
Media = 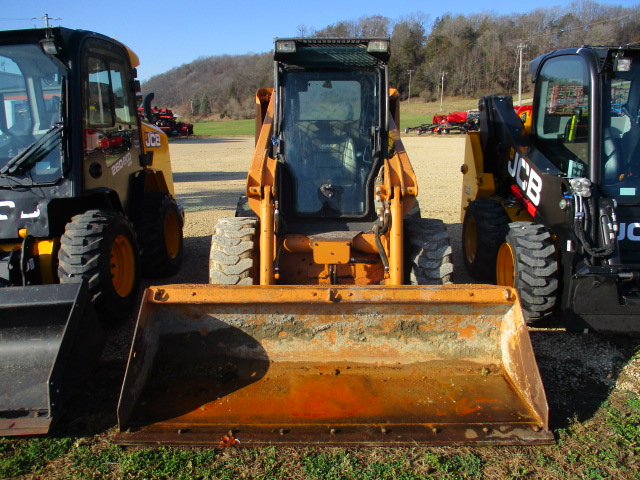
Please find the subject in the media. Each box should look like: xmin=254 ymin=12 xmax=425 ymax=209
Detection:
xmin=406 ymin=106 xmax=532 ymax=135
xmin=138 ymin=104 xmax=194 ymax=137
xmin=405 ymin=110 xmax=480 ymax=135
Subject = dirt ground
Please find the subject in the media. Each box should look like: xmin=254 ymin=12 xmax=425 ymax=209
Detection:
xmin=159 ymin=133 xmax=639 ymax=431
xmin=167 ymin=135 xmax=471 ymax=285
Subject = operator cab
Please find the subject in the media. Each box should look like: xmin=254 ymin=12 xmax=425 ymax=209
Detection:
xmin=530 ymin=47 xmax=640 ymax=203
xmin=530 ymin=46 xmax=640 ymax=268
xmin=601 ymin=51 xmax=640 ymax=201
xmin=273 ymin=39 xmax=389 ymax=230
xmin=0 ymin=39 xmax=65 ymax=185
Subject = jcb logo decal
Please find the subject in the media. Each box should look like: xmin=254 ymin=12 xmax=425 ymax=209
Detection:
xmin=0 ymin=201 xmax=41 ymax=220
xmin=618 ymin=223 xmax=640 ymax=241
xmin=145 ymin=132 xmax=161 ymax=148
xmin=507 ymin=151 xmax=543 ymax=206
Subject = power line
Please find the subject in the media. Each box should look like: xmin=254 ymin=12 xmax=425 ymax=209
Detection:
xmin=31 ymin=14 xmax=61 ymax=28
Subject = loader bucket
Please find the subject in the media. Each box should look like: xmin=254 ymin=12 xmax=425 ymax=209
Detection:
xmin=116 ymin=284 xmax=553 ymax=446
xmin=0 ymin=282 xmax=105 ymax=436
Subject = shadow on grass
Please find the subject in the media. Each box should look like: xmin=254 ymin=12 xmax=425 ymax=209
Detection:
xmin=51 ymin=235 xmax=214 ymax=438
xmin=532 ymin=331 xmax=640 ymax=430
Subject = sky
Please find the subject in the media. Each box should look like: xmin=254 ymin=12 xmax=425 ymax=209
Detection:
xmin=1 ymin=0 xmax=638 ymax=81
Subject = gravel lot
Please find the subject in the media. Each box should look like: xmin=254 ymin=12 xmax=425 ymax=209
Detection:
xmin=167 ymin=135 xmax=471 ymax=285
xmin=152 ymin=134 xmax=639 ymax=430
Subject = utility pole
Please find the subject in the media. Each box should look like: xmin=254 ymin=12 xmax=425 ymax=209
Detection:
xmin=440 ymin=71 xmax=446 ymax=112
xmin=516 ymin=42 xmax=527 ymax=107
xmin=32 ymin=14 xmax=61 ymax=28
xmin=407 ymin=69 xmax=414 ymax=104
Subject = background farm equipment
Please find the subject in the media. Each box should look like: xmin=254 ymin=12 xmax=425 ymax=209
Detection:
xmin=139 ymin=105 xmax=194 ymax=137
xmin=405 ymin=110 xmax=480 ymax=135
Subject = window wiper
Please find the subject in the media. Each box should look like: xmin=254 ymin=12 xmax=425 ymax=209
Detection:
xmin=0 ymin=124 xmax=63 ymax=176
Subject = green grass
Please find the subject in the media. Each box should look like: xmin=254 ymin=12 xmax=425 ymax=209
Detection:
xmin=399 ymin=98 xmax=478 ymax=130
xmin=0 ymin=437 xmax=74 ymax=478
xmin=2 ymin=391 xmax=638 ymax=480
xmin=399 ymin=96 xmax=534 ymax=130
xmin=192 ymin=119 xmax=254 ymax=136
xmin=189 ymin=99 xmax=482 ymax=137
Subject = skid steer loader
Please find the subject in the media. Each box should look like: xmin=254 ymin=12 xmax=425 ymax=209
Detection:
xmin=461 ymin=45 xmax=640 ymax=333
xmin=117 ymin=38 xmax=552 ymax=446
xmin=0 ymin=27 xmax=184 ymax=436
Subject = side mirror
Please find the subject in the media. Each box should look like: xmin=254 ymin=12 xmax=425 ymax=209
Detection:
xmin=142 ymin=92 xmax=155 ymax=122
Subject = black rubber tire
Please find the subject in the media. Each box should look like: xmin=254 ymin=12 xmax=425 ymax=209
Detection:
xmin=405 ymin=217 xmax=453 ymax=285
xmin=405 ymin=198 xmax=421 ymax=220
xmin=462 ymin=198 xmax=510 ymax=282
xmin=234 ymin=195 xmax=259 ymax=218
xmin=209 ymin=217 xmax=258 ymax=285
xmin=136 ymin=192 xmax=184 ymax=278
xmin=497 ymin=222 xmax=559 ymax=324
xmin=58 ymin=209 xmax=140 ymax=321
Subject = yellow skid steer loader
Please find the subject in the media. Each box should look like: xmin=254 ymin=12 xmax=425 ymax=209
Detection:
xmin=116 ymin=38 xmax=552 ymax=446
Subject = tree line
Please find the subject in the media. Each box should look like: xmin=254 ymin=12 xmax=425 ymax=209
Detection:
xmin=142 ymin=0 xmax=640 ymax=120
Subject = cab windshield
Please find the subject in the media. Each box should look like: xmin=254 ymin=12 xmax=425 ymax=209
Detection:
xmin=280 ymin=69 xmax=379 ymax=217
xmin=0 ymin=43 xmax=65 ymax=185
xmin=601 ymin=53 xmax=640 ymax=204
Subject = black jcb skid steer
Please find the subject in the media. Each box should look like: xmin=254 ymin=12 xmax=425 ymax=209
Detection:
xmin=462 ymin=45 xmax=640 ymax=333
xmin=0 ymin=27 xmax=184 ymax=435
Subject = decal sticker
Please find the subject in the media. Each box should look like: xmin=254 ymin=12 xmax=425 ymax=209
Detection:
xmin=507 ymin=150 xmax=543 ymax=206
xmin=111 ymin=152 xmax=133 ymax=176
xmin=145 ymin=132 xmax=161 ymax=148
xmin=0 ymin=200 xmax=15 ymax=220
xmin=618 ymin=223 xmax=640 ymax=241
xmin=20 ymin=207 xmax=40 ymax=219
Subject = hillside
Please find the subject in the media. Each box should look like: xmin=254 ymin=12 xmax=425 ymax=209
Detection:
xmin=141 ymin=1 xmax=640 ymax=119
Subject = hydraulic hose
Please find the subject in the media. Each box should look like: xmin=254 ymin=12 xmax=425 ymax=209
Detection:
xmin=373 ymin=204 xmax=391 ymax=273
xmin=573 ymin=194 xmax=616 ymax=259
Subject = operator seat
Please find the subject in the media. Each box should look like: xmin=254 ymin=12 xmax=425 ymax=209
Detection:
xmin=604 ymin=115 xmax=640 ymax=184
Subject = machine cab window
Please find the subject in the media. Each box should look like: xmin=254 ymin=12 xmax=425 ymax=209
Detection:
xmin=533 ymin=55 xmax=590 ymax=178
xmin=280 ymin=70 xmax=379 ymax=218
xmin=0 ymin=44 xmax=65 ymax=184
xmin=82 ymin=38 xmax=138 ymax=168
xmin=601 ymin=53 xmax=640 ymax=203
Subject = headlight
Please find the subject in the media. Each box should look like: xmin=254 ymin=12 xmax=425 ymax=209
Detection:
xmin=275 ymin=40 xmax=296 ymax=54
xmin=367 ymin=39 xmax=389 ymax=54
